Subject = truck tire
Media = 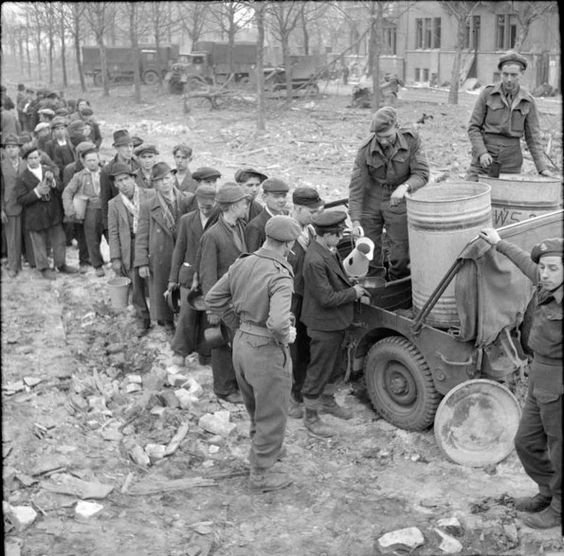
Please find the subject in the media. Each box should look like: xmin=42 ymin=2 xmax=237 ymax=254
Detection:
xmin=142 ymin=70 xmax=160 ymax=86
xmin=364 ymin=336 xmax=441 ymax=431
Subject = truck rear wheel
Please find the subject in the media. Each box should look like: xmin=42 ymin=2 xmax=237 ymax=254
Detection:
xmin=93 ymin=72 xmax=103 ymax=87
xmin=364 ymin=336 xmax=440 ymax=431
xmin=142 ymin=70 xmax=160 ymax=86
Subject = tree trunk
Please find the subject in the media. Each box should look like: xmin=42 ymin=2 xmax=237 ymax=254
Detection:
xmin=60 ymin=16 xmax=68 ymax=88
xmin=97 ymin=36 xmax=110 ymax=96
xmin=227 ymin=14 xmax=236 ymax=78
xmin=282 ymin=37 xmax=293 ymax=100
xmin=24 ymin=18 xmax=32 ymax=78
xmin=301 ymin=6 xmax=309 ymax=55
xmin=73 ymin=6 xmax=87 ymax=92
xmin=129 ymin=4 xmax=142 ymax=103
xmin=448 ymin=18 xmax=465 ymax=105
xmin=255 ymin=3 xmax=266 ymax=131
xmin=154 ymin=25 xmax=163 ymax=87
xmin=371 ymin=2 xmax=383 ymax=110
xmin=35 ymin=37 xmax=42 ymax=80
xmin=47 ymin=10 xmax=54 ymax=84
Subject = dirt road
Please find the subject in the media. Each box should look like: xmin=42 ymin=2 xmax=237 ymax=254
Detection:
xmin=3 ymin=85 xmax=563 ymax=555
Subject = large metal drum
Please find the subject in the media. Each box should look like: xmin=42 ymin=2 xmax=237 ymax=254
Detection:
xmin=407 ymin=182 xmax=492 ymax=328
xmin=479 ymin=174 xmax=562 ymax=228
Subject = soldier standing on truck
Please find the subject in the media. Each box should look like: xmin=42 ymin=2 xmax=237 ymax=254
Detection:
xmin=465 ymin=51 xmax=552 ymax=181
xmin=480 ymin=229 xmax=562 ymax=530
xmin=348 ymin=106 xmax=429 ymax=280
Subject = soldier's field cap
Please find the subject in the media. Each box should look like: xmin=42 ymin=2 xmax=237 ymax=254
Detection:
xmin=195 ymin=184 xmax=216 ymax=199
xmin=76 ymin=141 xmax=97 ymax=156
xmin=498 ymin=51 xmax=528 ymax=71
xmin=109 ymin=162 xmax=136 ymax=179
xmin=192 ymin=167 xmax=221 ymax=181
xmin=134 ymin=143 xmax=159 ymax=157
xmin=151 ymin=161 xmax=172 ymax=182
xmin=370 ymin=106 xmax=398 ymax=133
xmin=293 ymin=186 xmax=323 ymax=208
xmin=530 ymin=238 xmax=563 ymax=263
xmin=2 ymin=133 xmax=22 ymax=146
xmin=265 ymin=215 xmax=302 ymax=241
xmin=50 ymin=116 xmax=67 ymax=129
xmin=216 ymin=183 xmax=247 ymax=204
xmin=262 ymin=178 xmax=290 ymax=193
xmin=34 ymin=122 xmax=51 ymax=133
xmin=112 ymin=129 xmax=133 ymax=147
xmin=234 ymin=167 xmax=268 ymax=183
xmin=312 ymin=210 xmax=347 ymax=232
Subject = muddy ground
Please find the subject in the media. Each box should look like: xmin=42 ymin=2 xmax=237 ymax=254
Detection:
xmin=2 ymin=82 xmax=563 ymax=556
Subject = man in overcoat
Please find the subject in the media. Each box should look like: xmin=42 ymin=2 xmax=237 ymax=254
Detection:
xmin=234 ymin=167 xmax=268 ymax=223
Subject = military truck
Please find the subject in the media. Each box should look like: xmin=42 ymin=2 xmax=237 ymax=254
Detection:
xmin=165 ymin=41 xmax=257 ymax=93
xmin=82 ymin=45 xmax=180 ymax=86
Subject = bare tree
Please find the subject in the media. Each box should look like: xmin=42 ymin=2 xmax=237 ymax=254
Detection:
xmin=177 ymin=1 xmax=209 ymax=47
xmin=67 ymin=3 xmax=88 ymax=92
xmin=507 ymin=1 xmax=558 ymax=51
xmin=123 ymin=2 xmax=143 ymax=103
xmin=254 ymin=1 xmax=266 ymax=131
xmin=29 ymin=4 xmax=45 ymax=81
xmin=439 ymin=1 xmax=481 ymax=105
xmin=53 ymin=3 xmax=69 ymax=88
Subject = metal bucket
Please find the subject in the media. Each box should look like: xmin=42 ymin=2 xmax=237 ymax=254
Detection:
xmin=407 ymin=182 xmax=492 ymax=328
xmin=73 ymin=194 xmax=89 ymax=221
xmin=107 ymin=277 xmax=131 ymax=309
xmin=479 ymin=174 xmax=562 ymax=228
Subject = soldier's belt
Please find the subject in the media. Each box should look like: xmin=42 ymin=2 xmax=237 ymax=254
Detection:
xmin=239 ymin=321 xmax=272 ymax=338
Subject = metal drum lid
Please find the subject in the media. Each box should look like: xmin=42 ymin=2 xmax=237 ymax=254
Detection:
xmin=434 ymin=379 xmax=521 ymax=467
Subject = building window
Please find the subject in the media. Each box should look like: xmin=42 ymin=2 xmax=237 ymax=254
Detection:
xmin=416 ymin=17 xmax=441 ymax=48
xmin=415 ymin=67 xmax=421 ymax=81
xmin=464 ymin=16 xmax=481 ymax=49
xmin=383 ymin=25 xmax=397 ymax=55
xmin=416 ymin=19 xmax=423 ymax=48
xmin=496 ymin=14 xmax=517 ymax=50
xmin=423 ymin=68 xmax=429 ymax=81
xmin=433 ymin=18 xmax=441 ymax=48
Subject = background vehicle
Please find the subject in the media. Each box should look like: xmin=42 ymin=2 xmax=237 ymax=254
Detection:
xmin=263 ymin=55 xmax=326 ymax=96
xmin=82 ymin=45 xmax=180 ymax=86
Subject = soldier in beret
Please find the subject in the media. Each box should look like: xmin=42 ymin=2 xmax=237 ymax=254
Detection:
xmin=349 ymin=106 xmax=429 ymax=280
xmin=480 ymin=228 xmax=562 ymax=529
xmin=245 ymin=177 xmax=290 ymax=252
xmin=287 ymin=187 xmax=324 ymax=418
xmin=301 ymin=210 xmax=369 ymax=437
xmin=466 ymin=51 xmax=551 ymax=181
xmin=234 ymin=167 xmax=268 ymax=222
xmin=134 ymin=144 xmax=160 ymax=189
xmin=206 ymin=215 xmax=301 ymax=492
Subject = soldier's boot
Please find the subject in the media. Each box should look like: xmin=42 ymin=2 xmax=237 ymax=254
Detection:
xmin=249 ymin=467 xmax=292 ymax=493
xmin=320 ymin=394 xmax=353 ymax=420
xmin=303 ymin=408 xmax=335 ymax=438
xmin=522 ymin=505 xmax=561 ymax=529
xmin=287 ymin=393 xmax=304 ymax=419
xmin=514 ymin=493 xmax=552 ymax=513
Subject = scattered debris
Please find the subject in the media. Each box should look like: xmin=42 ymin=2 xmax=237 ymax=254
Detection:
xmin=40 ymin=473 xmax=114 ymax=499
xmin=145 ymin=443 xmax=166 ymax=463
xmin=122 ymin=438 xmax=151 ymax=467
xmin=175 ymin=388 xmax=200 ymax=410
xmin=127 ymin=476 xmax=217 ymax=496
xmin=377 ymin=526 xmax=425 ymax=553
xmin=75 ymin=500 xmax=104 ymax=518
xmin=165 ymin=422 xmax=190 ymax=456
xmin=23 ymin=377 xmax=43 ymax=387
xmin=3 ymin=502 xmax=37 ymax=530
xmin=434 ymin=528 xmax=463 ymax=553
xmin=437 ymin=517 xmax=463 ymax=537
xmin=198 ymin=411 xmax=237 ymax=437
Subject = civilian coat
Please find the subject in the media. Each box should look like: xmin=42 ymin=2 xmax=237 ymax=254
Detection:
xmin=108 ymin=187 xmax=155 ymax=273
xmin=134 ymin=192 xmax=194 ymax=321
xmin=46 ymin=140 xmax=75 ymax=179
xmin=1 ymin=157 xmax=24 ymax=216
xmin=169 ymin=209 xmax=206 ymax=286
xmin=245 ymin=207 xmax=271 ymax=253
xmin=172 ymin=169 xmax=198 ymax=194
xmin=302 ymin=240 xmax=357 ymax=332
xmin=16 ymin=165 xmax=64 ymax=232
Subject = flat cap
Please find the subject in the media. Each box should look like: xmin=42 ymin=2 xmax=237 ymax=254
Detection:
xmin=80 ymin=146 xmax=98 ymax=158
xmin=195 ymin=184 xmax=216 ymax=199
xmin=109 ymin=162 xmax=137 ymax=179
xmin=1 ymin=133 xmax=22 ymax=146
xmin=192 ymin=167 xmax=221 ymax=181
xmin=292 ymin=186 xmax=323 ymax=208
xmin=131 ymin=136 xmax=144 ymax=148
xmin=75 ymin=141 xmax=97 ymax=155
xmin=50 ymin=116 xmax=67 ymax=129
xmin=21 ymin=144 xmax=40 ymax=159
xmin=134 ymin=144 xmax=159 ymax=157
xmin=530 ymin=238 xmax=563 ymax=263
xmin=34 ymin=122 xmax=51 ymax=133
xmin=19 ymin=133 xmax=32 ymax=144
xmin=498 ymin=51 xmax=528 ymax=71
xmin=215 ymin=183 xmax=247 ymax=204
xmin=265 ymin=215 xmax=302 ymax=241
xmin=262 ymin=177 xmax=289 ymax=193
xmin=80 ymin=107 xmax=94 ymax=117
xmin=113 ymin=129 xmax=133 ymax=147
xmin=370 ymin=106 xmax=398 ymax=133
xmin=38 ymin=107 xmax=55 ymax=117
xmin=312 ymin=210 xmax=347 ymax=231
xmin=151 ymin=161 xmax=172 ymax=182
xmin=68 ymin=119 xmax=86 ymax=133
xmin=234 ymin=167 xmax=268 ymax=184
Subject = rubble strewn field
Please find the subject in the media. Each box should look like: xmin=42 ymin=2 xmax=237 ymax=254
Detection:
xmin=3 ymin=83 xmax=563 ymax=555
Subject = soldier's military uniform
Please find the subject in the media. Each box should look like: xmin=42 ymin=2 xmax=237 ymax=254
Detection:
xmin=349 ymin=107 xmax=429 ymax=280
xmin=205 ymin=215 xmax=301 ymax=492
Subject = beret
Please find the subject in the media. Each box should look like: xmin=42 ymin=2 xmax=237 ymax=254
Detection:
xmin=68 ymin=119 xmax=86 ymax=133
xmin=262 ymin=177 xmax=289 ymax=193
xmin=113 ymin=129 xmax=133 ymax=147
xmin=50 ymin=116 xmax=67 ymax=128
xmin=498 ymin=51 xmax=528 ymax=71
xmin=215 ymin=184 xmax=247 ymax=204
xmin=235 ymin=167 xmax=268 ymax=183
xmin=195 ymin=184 xmax=216 ymax=199
xmin=1 ymin=133 xmax=22 ymax=146
xmin=292 ymin=186 xmax=323 ymax=208
xmin=109 ymin=162 xmax=137 ymax=179
xmin=151 ymin=161 xmax=172 ymax=182
xmin=134 ymin=144 xmax=159 ymax=157
xmin=530 ymin=238 xmax=563 ymax=263
xmin=34 ymin=122 xmax=51 ymax=133
xmin=75 ymin=141 xmax=97 ymax=155
xmin=192 ymin=167 xmax=221 ymax=181
xmin=21 ymin=144 xmax=40 ymax=159
xmin=265 ymin=215 xmax=302 ymax=241
xmin=370 ymin=106 xmax=398 ymax=133
xmin=38 ymin=108 xmax=55 ymax=117
xmin=312 ymin=210 xmax=347 ymax=230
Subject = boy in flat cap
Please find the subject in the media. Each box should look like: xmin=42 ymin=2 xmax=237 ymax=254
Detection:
xmin=206 ymin=215 xmax=301 ymax=492
xmin=192 ymin=167 xmax=221 ymax=188
xmin=287 ymin=187 xmax=324 ymax=418
xmin=171 ymin=144 xmax=198 ymax=194
xmin=349 ymin=106 xmax=429 ymax=281
xmin=134 ymin=144 xmax=159 ymax=189
xmin=234 ymin=167 xmax=268 ymax=222
xmin=480 ymin=228 xmax=562 ymax=529
xmin=199 ymin=184 xmax=249 ymax=404
xmin=466 ymin=51 xmax=550 ymax=181
xmin=301 ymin=211 xmax=368 ymax=437
xmin=46 ymin=117 xmax=75 ymax=180
xmin=245 ymin=177 xmax=290 ymax=252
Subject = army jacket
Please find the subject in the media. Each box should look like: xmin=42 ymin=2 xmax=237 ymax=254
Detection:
xmin=348 ymin=128 xmax=429 ymax=222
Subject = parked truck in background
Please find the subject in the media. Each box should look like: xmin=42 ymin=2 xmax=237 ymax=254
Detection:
xmin=82 ymin=44 xmax=180 ymax=86
xmin=165 ymin=41 xmax=257 ymax=93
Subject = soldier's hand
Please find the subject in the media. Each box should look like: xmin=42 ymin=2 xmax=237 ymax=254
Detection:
xmin=390 ymin=184 xmax=408 ymax=206
xmin=351 ymin=221 xmax=364 ymax=238
xmin=138 ymin=265 xmax=150 ymax=279
xmin=1 ymin=209 xmax=7 ymax=224
xmin=479 ymin=153 xmax=493 ymax=168
xmin=207 ymin=313 xmax=221 ymax=326
xmin=353 ymin=284 xmax=369 ymax=299
xmin=479 ymin=227 xmax=501 ymax=246
xmin=288 ymin=326 xmax=297 ymax=344
xmin=111 ymin=259 xmax=123 ymax=275
xmin=167 ymin=281 xmax=178 ymax=292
